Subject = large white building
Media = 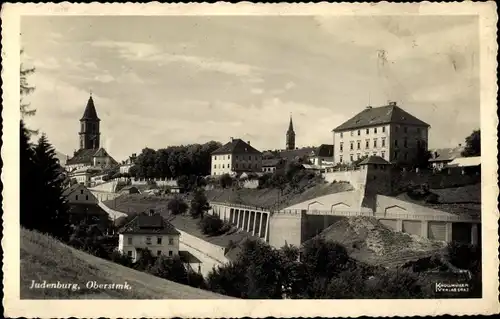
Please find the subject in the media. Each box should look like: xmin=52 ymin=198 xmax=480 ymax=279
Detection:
xmin=118 ymin=211 xmax=181 ymax=262
xmin=332 ymin=102 xmax=430 ymax=165
xmin=211 ymin=138 xmax=262 ymax=176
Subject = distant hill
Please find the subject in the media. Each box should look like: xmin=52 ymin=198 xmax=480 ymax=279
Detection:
xmin=20 ymin=228 xmax=232 ymax=299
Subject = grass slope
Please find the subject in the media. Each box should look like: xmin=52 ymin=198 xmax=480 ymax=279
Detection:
xmin=20 ymin=228 xmax=232 ymax=299
xmin=205 ymin=181 xmax=353 ymax=209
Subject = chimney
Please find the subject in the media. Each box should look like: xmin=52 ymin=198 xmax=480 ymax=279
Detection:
xmin=230 ymin=137 xmax=234 ymax=142
xmin=149 ymin=209 xmax=155 ymax=216
xmin=247 ymin=141 xmax=251 ymax=145
xmin=366 ymin=106 xmax=373 ymax=109
xmin=388 ymin=101 xmax=397 ymax=106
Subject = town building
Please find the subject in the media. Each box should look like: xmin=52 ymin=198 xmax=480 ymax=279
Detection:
xmin=211 ymin=138 xmax=262 ymax=176
xmin=63 ymin=184 xmax=110 ymax=228
xmin=262 ymin=158 xmax=285 ymax=173
xmin=332 ymin=101 xmax=430 ymax=165
xmin=120 ymin=153 xmax=137 ymax=174
xmin=118 ymin=211 xmax=181 ymax=262
xmin=63 ymin=183 xmax=99 ymax=205
xmin=65 ymin=95 xmax=118 ymax=178
xmin=286 ymin=114 xmax=296 ymax=150
xmin=428 ymin=145 xmax=465 ymax=171
xmin=309 ymin=144 xmax=334 ymax=168
xmin=278 ymin=146 xmax=316 ymax=162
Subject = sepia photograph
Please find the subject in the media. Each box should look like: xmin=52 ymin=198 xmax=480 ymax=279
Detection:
xmin=2 ymin=2 xmax=499 ymax=318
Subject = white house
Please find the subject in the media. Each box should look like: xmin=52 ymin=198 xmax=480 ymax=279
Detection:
xmin=118 ymin=211 xmax=181 ymax=262
xmin=62 ymin=183 xmax=99 ymax=205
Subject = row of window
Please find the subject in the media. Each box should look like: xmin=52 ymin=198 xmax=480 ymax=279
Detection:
xmin=338 ymin=150 xmax=410 ymax=163
xmin=339 ymin=138 xmax=418 ymax=152
xmin=126 ymin=236 xmax=174 ymax=245
xmin=213 ymin=155 xmax=260 ymax=161
xmin=213 ymin=163 xmax=259 ymax=169
xmin=127 ymin=250 xmax=173 ymax=257
xmin=339 ymin=126 xmax=422 ymax=138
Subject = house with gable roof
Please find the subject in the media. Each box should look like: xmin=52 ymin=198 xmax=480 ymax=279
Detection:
xmin=211 ymin=138 xmax=263 ymax=176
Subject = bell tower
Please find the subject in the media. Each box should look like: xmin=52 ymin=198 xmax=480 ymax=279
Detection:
xmin=286 ymin=114 xmax=296 ymax=150
xmin=79 ymin=94 xmax=101 ymax=150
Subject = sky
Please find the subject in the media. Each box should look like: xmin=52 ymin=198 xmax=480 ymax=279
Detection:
xmin=21 ymin=15 xmax=480 ymax=161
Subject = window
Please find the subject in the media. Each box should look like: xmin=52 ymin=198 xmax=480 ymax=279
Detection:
xmin=404 ymin=138 xmax=408 ymax=148
xmin=381 ymin=151 xmax=386 ymax=159
xmin=394 ymin=151 xmax=399 ymax=159
xmin=417 ymin=127 xmax=421 ymax=134
xmin=235 ymin=163 xmax=239 ymax=168
xmin=357 ymin=130 xmax=361 ymax=136
xmin=350 ymin=154 xmax=353 ymax=162
xmin=404 ymin=127 xmax=408 ymax=133
xmin=357 ymin=141 xmax=361 ymax=150
xmin=382 ymin=126 xmax=386 ymax=133
xmin=214 ymin=164 xmax=216 ymax=168
xmin=228 ymin=164 xmax=231 ymax=169
xmin=350 ymin=131 xmax=354 ymax=137
xmin=374 ymin=127 xmax=378 ymax=134
xmin=127 ymin=237 xmax=132 ymax=245
xmin=157 ymin=250 xmax=162 ymax=256
xmin=168 ymin=251 xmax=173 ymax=257
xmin=404 ymin=152 xmax=408 ymax=160
xmin=357 ymin=153 xmax=361 ymax=160
xmin=339 ymin=156 xmax=343 ymax=163
xmin=146 ymin=237 xmax=152 ymax=245
xmin=366 ymin=128 xmax=369 ymax=134
xmin=157 ymin=237 xmax=162 ymax=245
xmin=373 ymin=139 xmax=377 ymax=148
xmin=168 ymin=237 xmax=174 ymax=245
xmin=382 ymin=138 xmax=386 ymax=147
xmin=340 ymin=132 xmax=343 ymax=138
xmin=127 ymin=251 xmax=132 ymax=257
xmin=365 ymin=140 xmax=369 ymax=149
xmin=86 ymin=195 xmax=89 ymax=200
xmin=214 ymin=156 xmax=217 ymax=160
xmin=373 ymin=152 xmax=377 ymax=156
xmin=340 ymin=143 xmax=343 ymax=152
xmin=80 ymin=190 xmax=84 ymax=194
xmin=395 ymin=126 xmax=399 ymax=132
xmin=395 ymin=139 xmax=398 ymax=147
xmin=228 ymin=155 xmax=231 ymax=160
xmin=236 ymin=155 xmax=239 ymax=160
xmin=222 ymin=164 xmax=225 ymax=168
xmin=76 ymin=195 xmax=79 ymax=200
xmin=350 ymin=142 xmax=354 ymax=151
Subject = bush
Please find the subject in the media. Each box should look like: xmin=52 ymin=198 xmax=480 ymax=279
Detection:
xmin=199 ymin=214 xmax=224 ymax=236
xmin=167 ymin=196 xmax=189 ymax=215
xmin=147 ymin=255 xmax=188 ymax=284
xmin=364 ymin=269 xmax=425 ymax=298
xmin=447 ymin=241 xmax=481 ymax=272
xmin=219 ymin=173 xmax=234 ymax=189
xmin=190 ymin=188 xmax=210 ymax=219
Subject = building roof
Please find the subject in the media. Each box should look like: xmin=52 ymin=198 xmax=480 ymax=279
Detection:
xmin=287 ymin=115 xmax=294 ymax=132
xmin=66 ymin=147 xmax=118 ymax=166
xmin=211 ymin=138 xmax=261 ymax=155
xmin=262 ymin=158 xmax=282 ymax=167
xmin=359 ymin=155 xmax=391 ymax=165
xmin=119 ymin=212 xmax=181 ymax=235
xmin=314 ymin=144 xmax=334 ymax=157
xmin=447 ymin=156 xmax=481 ymax=167
xmin=429 ymin=146 xmax=464 ymax=162
xmin=333 ymin=103 xmax=430 ymax=132
xmin=62 ymin=184 xmax=84 ymax=197
xmin=278 ymin=147 xmax=316 ymax=160
xmin=80 ymin=96 xmax=100 ymax=121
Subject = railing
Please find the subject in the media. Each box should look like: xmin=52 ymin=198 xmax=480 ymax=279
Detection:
xmin=210 ymin=201 xmax=270 ymax=212
xmin=375 ymin=212 xmax=480 ymax=222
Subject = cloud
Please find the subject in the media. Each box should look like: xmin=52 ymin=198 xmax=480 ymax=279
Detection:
xmin=94 ymin=74 xmax=115 ymax=83
xmin=250 ymin=88 xmax=264 ymax=95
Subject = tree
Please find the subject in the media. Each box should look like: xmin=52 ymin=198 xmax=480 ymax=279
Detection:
xmin=219 ymin=173 xmax=234 ymax=189
xmin=462 ymin=129 xmax=480 ymax=157
xmin=20 ymin=120 xmax=39 ymax=230
xmin=190 ymin=188 xmax=210 ymax=219
xmin=147 ymin=255 xmax=188 ymax=284
xmin=20 ymin=49 xmax=36 ymax=119
xmin=167 ymin=196 xmax=189 ymax=215
xmin=199 ymin=214 xmax=224 ymax=235
xmin=29 ymin=134 xmax=71 ymax=240
xmin=411 ymin=139 xmax=431 ymax=169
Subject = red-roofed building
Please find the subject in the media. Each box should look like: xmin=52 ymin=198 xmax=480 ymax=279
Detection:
xmin=332 ymin=101 xmax=430 ymax=165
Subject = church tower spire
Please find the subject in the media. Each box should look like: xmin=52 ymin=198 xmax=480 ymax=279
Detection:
xmin=286 ymin=113 xmax=296 ymax=150
xmin=79 ymin=94 xmax=101 ymax=150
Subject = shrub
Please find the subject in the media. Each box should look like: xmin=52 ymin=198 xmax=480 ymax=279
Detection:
xmin=199 ymin=214 xmax=224 ymax=236
xmin=167 ymin=196 xmax=189 ymax=215
xmin=219 ymin=173 xmax=234 ymax=188
xmin=190 ymin=188 xmax=210 ymax=219
xmin=447 ymin=241 xmax=481 ymax=272
xmin=147 ymin=255 xmax=188 ymax=284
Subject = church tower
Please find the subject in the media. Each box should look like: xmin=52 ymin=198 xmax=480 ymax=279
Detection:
xmin=286 ymin=114 xmax=296 ymax=150
xmin=79 ymin=94 xmax=101 ymax=150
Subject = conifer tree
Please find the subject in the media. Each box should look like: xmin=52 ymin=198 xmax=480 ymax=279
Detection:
xmin=30 ymin=134 xmax=71 ymax=240
xmin=20 ymin=120 xmax=38 ymax=229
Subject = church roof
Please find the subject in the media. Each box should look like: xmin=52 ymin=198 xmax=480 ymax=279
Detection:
xmin=287 ymin=115 xmax=294 ymax=132
xmin=65 ymin=147 xmax=118 ymax=166
xmin=80 ymin=96 xmax=100 ymax=121
xmin=212 ymin=138 xmax=262 ymax=155
xmin=333 ymin=103 xmax=429 ymax=132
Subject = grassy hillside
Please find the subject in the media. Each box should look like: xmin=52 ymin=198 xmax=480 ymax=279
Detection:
xmin=205 ymin=181 xmax=353 ymax=209
xmin=20 ymin=228 xmax=232 ymax=299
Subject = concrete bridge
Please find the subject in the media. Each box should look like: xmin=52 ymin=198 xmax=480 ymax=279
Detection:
xmin=209 ymin=198 xmax=481 ymax=249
